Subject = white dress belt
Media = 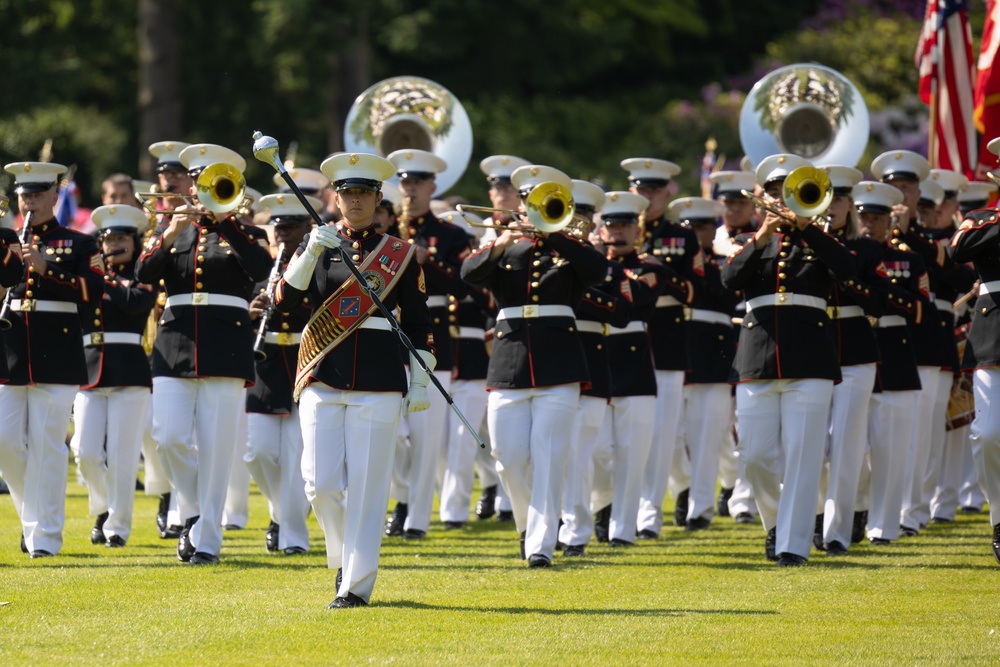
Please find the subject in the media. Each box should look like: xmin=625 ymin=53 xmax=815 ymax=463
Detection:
xmin=575 ymin=320 xmax=607 ymax=335
xmin=263 ymin=331 xmax=302 ymax=345
xmin=496 ymin=305 xmax=576 ymax=320
xmin=455 ymin=326 xmax=485 ymax=339
xmin=164 ymin=293 xmax=249 ymax=309
xmin=10 ymin=299 xmax=77 ymax=314
xmin=607 ymin=321 xmax=647 ymax=335
xmin=358 ymin=318 xmax=392 ymax=331
xmin=83 ymin=332 xmax=142 ymax=346
xmin=686 ymin=309 xmax=733 ymax=326
xmin=656 ymin=295 xmax=682 ymax=308
xmin=745 ymin=293 xmax=827 ymax=312
xmin=426 ymin=295 xmax=448 ymax=308
xmin=827 ymin=305 xmax=865 ymax=319
xmin=979 ymin=280 xmax=1000 ymax=295
xmin=877 ymin=315 xmax=907 ymax=328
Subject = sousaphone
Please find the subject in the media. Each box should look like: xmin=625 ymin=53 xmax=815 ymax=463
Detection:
xmin=343 ymin=76 xmax=472 ymax=194
xmin=739 ymin=63 xmax=869 ymax=168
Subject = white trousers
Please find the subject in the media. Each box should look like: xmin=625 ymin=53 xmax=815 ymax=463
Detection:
xmin=865 ymin=390 xmax=917 ymax=540
xmin=299 ymin=384 xmax=401 ymax=603
xmin=223 ymin=392 xmax=250 ymax=528
xmin=151 ymin=376 xmax=244 ymax=556
xmin=971 ymin=368 xmax=1000 ymax=526
xmin=246 ymin=410 xmax=310 ymax=550
xmin=821 ymin=363 xmax=876 ymax=547
xmin=636 ymin=370 xmax=684 ymax=534
xmin=70 ymin=386 xmax=149 ymax=542
xmin=736 ymin=378 xmax=833 ymax=559
xmin=0 ymin=383 xmax=77 ymax=555
xmin=393 ymin=369 xmax=450 ymax=532
xmin=900 ymin=367 xmax=949 ymax=529
xmin=929 ymin=424 xmax=969 ymax=521
xmin=439 ymin=379 xmax=488 ymax=522
xmin=684 ymin=383 xmax=733 ymax=522
xmin=488 ymin=384 xmax=579 ymax=559
xmin=606 ymin=395 xmax=655 ymax=542
xmin=560 ymin=395 xmax=610 ymax=546
xmin=141 ymin=405 xmax=172 ymax=497
xmin=718 ymin=399 xmax=740 ymax=490
xmin=959 ymin=434 xmax=987 ymax=510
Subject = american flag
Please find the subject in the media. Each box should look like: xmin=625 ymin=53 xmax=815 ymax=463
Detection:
xmin=974 ymin=0 xmax=1000 ymax=179
xmin=915 ymin=0 xmax=976 ymax=179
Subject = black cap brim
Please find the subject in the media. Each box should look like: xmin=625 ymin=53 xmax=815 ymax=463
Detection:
xmin=855 ymin=203 xmax=892 ymax=215
xmin=100 ymin=225 xmax=140 ymax=236
xmin=334 ymin=178 xmax=381 ymax=192
xmin=602 ymin=214 xmax=639 ymax=225
xmin=717 ymin=190 xmax=748 ymax=200
xmin=629 ymin=178 xmax=669 ymax=189
xmin=14 ymin=182 xmax=56 ymax=194
xmin=271 ymin=215 xmax=313 ymax=226
xmin=397 ymin=171 xmax=435 ymax=181
xmin=156 ymin=161 xmax=186 ymax=173
xmin=882 ymin=171 xmax=919 ymax=183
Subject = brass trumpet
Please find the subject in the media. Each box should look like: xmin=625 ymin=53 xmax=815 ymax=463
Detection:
xmin=741 ymin=165 xmax=833 ymax=224
xmin=456 ymin=181 xmax=590 ymax=238
xmin=136 ymin=162 xmax=248 ymax=216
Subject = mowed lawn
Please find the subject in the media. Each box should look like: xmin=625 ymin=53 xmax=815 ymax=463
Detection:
xmin=1 ymin=474 xmax=999 ymax=666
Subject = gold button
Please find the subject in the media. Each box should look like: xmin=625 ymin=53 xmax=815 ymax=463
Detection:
xmin=718 ymin=335 xmax=725 ymax=341
xmin=817 ymin=322 xmax=823 ymax=327
xmin=596 ymin=297 xmax=602 ymax=303
xmin=235 ymin=321 xmax=241 ymax=326
xmin=747 ymin=322 xmax=754 ymax=328
xmin=496 ymin=331 xmax=503 ymax=338
xmin=505 ymin=264 xmax=513 ymax=270
xmin=433 ymin=317 xmax=441 ymax=324
xmin=448 ymin=304 xmax=457 ymax=312
xmin=984 ymin=307 xmax=988 ymax=314
xmin=777 ymin=261 xmax=786 ymax=268
xmin=196 ymin=268 xmax=203 ymax=275
xmin=93 ymin=319 xmax=101 ymax=326
xmin=847 ymin=280 xmax=854 ymax=286
xmin=94 ymin=308 xmax=101 ymax=315
xmin=27 ymin=278 xmax=34 ymax=285
xmin=630 ymin=345 xmax=636 ymax=352
xmin=198 ymin=245 xmax=206 ymax=252
xmin=901 ymin=338 xmax=907 ymax=344
xmin=568 ymin=327 xmax=575 ymax=332
xmin=778 ymin=273 xmax=786 ymax=279
xmin=779 ymin=252 xmax=788 ymax=258
xmin=160 ymin=320 xmax=165 ymax=325
xmin=778 ymin=286 xmax=787 ymax=293
xmin=449 ymin=316 xmax=457 ymax=323
xmin=170 ymin=248 xmax=177 ymax=254
xmin=63 ymin=328 xmax=69 ymax=333
xmin=303 ymin=298 xmax=309 ymax=304
xmin=532 ymin=272 xmax=540 ymax=278
xmin=533 ymin=260 xmax=541 ymax=267
xmin=25 ymin=290 xmax=33 ymax=298
xmin=352 ymin=242 xmax=360 ymax=249
xmin=196 ymin=282 xmax=203 ymax=289
xmin=675 ymin=318 xmax=682 ymax=323
xmin=531 ymin=295 xmax=539 ymax=302
xmin=197 ymin=255 xmax=205 ymax=262
xmin=531 ymin=282 xmax=539 ymax=288
xmin=352 ymin=255 xmax=360 ymax=261
xmin=281 ymin=322 xmax=290 ymax=330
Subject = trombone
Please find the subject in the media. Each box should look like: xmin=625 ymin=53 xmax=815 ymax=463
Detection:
xmin=136 ymin=162 xmax=249 ymax=217
xmin=741 ymin=165 xmax=833 ymax=226
xmin=457 ymin=180 xmax=591 ymax=238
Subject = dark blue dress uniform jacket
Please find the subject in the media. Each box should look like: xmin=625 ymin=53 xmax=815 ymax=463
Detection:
xmin=2 ymin=219 xmax=103 ymax=386
xmin=721 ymin=223 xmax=857 ymax=382
xmin=246 ymin=278 xmax=312 ymax=415
xmin=872 ymin=237 xmax=925 ymax=392
xmin=80 ymin=260 xmax=156 ymax=389
xmin=950 ymin=209 xmax=1000 ymax=369
xmin=402 ymin=212 xmax=472 ymax=372
xmin=449 ymin=287 xmax=492 ymax=381
xmin=606 ymin=251 xmax=668 ymax=397
xmin=828 ymin=233 xmax=885 ymax=368
xmin=574 ymin=261 xmax=634 ymax=400
xmin=135 ymin=216 xmax=272 ymax=385
xmin=685 ymin=251 xmax=739 ymax=384
xmin=461 ymin=231 xmax=606 ymax=389
xmin=274 ymin=224 xmax=434 ymax=394
xmin=0 ymin=228 xmax=26 ymax=382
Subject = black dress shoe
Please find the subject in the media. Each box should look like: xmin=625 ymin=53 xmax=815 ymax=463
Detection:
xmin=106 ymin=535 xmax=127 ymax=548
xmin=765 ymin=527 xmax=777 ymax=562
xmin=716 ymin=487 xmax=733 ymax=518
xmin=20 ymin=533 xmax=27 ymax=554
xmin=851 ymin=510 xmax=868 ymax=544
xmin=960 ymin=505 xmax=982 ymax=514
xmin=593 ymin=504 xmax=611 ymax=543
xmin=327 ymin=593 xmax=368 ymax=608
xmin=527 ymin=554 xmax=552 ymax=567
xmin=91 ymin=511 xmax=109 ymax=545
xmin=734 ymin=512 xmax=756 ymax=525
xmin=0 ymin=478 xmax=9 ymax=494
xmin=135 ymin=478 xmax=145 ymax=492
xmin=475 ymin=485 xmax=497 ymax=520
xmin=190 ymin=551 xmax=220 ymax=565
xmin=156 ymin=493 xmax=170 ymax=537
xmin=385 ymin=503 xmax=407 ymax=537
xmin=336 ymin=567 xmax=343 ymax=591
xmin=402 ymin=529 xmax=426 ymax=540
xmin=609 ymin=538 xmax=634 ymax=547
xmin=563 ymin=544 xmax=586 ymax=556
xmin=685 ymin=516 xmax=711 ymax=532
xmin=496 ymin=510 xmax=514 ymax=523
xmin=929 ymin=516 xmax=953 ymax=525
xmin=265 ymin=521 xmax=280 ymax=553
xmin=812 ymin=514 xmax=825 ymax=551
xmin=283 ymin=546 xmax=307 ymax=556
xmin=899 ymin=525 xmax=919 ymax=538
xmin=636 ymin=529 xmax=659 ymax=540
xmin=673 ymin=488 xmax=689 ymax=527
xmin=869 ymin=537 xmax=891 ymax=546
xmin=30 ymin=550 xmax=54 ymax=558
xmin=992 ymin=523 xmax=1000 ymax=565
xmin=519 ymin=531 xmax=526 ymax=560
xmin=443 ymin=521 xmax=465 ymax=530
xmin=223 ymin=524 xmax=243 ymax=531
xmin=824 ymin=541 xmax=848 ymax=556
xmin=177 ymin=516 xmax=198 ymax=562
xmin=776 ymin=552 xmax=807 ymax=567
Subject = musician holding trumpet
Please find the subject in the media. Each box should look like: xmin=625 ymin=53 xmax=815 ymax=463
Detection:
xmin=135 ymin=143 xmax=272 ymax=565
xmin=0 ymin=161 xmax=104 ymax=558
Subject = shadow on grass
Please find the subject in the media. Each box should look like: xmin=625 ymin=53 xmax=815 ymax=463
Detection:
xmin=374 ymin=600 xmax=779 ymax=616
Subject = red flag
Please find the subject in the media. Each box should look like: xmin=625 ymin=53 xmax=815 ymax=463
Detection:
xmin=975 ymin=0 xmax=1000 ymax=179
xmin=915 ymin=1 xmax=977 ymax=179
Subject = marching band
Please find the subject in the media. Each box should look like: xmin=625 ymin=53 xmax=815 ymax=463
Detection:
xmin=3 ymin=69 xmax=1000 ymax=607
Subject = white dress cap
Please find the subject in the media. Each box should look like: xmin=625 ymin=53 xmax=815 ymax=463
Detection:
xmin=4 ymin=162 xmax=67 ymax=194
xmin=620 ymin=157 xmax=681 ymax=187
xmin=257 ymin=193 xmax=323 ymax=221
xmin=148 ymin=141 xmax=191 ymax=172
xmin=179 ymin=144 xmax=247 ymax=173
xmin=273 ymin=168 xmax=330 ymax=195
xmin=817 ymin=165 xmax=863 ymax=192
xmin=91 ymin=204 xmax=149 ymax=233
xmin=510 ymin=165 xmax=572 ymax=193
xmin=571 ymin=179 xmax=605 ymax=210
xmin=918 ymin=179 xmax=944 ymax=207
xmin=928 ymin=168 xmax=968 ymax=196
xmin=599 ymin=191 xmax=650 ymax=221
xmin=852 ymin=180 xmax=904 ymax=214
xmin=387 ymin=149 xmax=447 ymax=179
xmin=958 ymin=180 xmax=998 ymax=204
xmin=754 ymin=153 xmax=811 ymax=187
xmin=870 ymin=150 xmax=931 ymax=183
xmin=710 ymin=170 xmax=756 ymax=199
xmin=667 ymin=197 xmax=725 ymax=223
xmin=321 ymin=152 xmax=395 ymax=191
xmin=480 ymin=155 xmax=530 ymax=183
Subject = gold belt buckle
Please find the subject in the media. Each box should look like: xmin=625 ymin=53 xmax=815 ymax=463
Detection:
xmin=91 ymin=332 xmax=104 ymax=346
xmin=826 ymin=306 xmax=837 ymax=319
xmin=277 ymin=332 xmax=295 ymax=346
xmin=448 ymin=325 xmax=460 ymax=339
xmin=19 ymin=299 xmax=35 ymax=312
xmin=522 ymin=304 xmax=539 ymax=318
xmin=777 ymin=293 xmax=789 ymax=304
xmin=602 ymin=323 xmax=610 ymax=336
xmin=191 ymin=293 xmax=207 ymax=306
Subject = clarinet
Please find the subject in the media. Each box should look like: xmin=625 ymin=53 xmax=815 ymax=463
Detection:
xmin=252 ymin=242 xmax=286 ymax=361
xmin=0 ymin=211 xmax=35 ymax=330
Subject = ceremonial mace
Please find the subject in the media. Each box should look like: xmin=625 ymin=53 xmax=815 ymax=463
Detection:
xmin=251 ymin=131 xmax=485 ymax=448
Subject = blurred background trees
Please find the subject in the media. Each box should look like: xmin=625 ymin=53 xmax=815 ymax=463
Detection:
xmin=0 ymin=0 xmax=961 ymax=203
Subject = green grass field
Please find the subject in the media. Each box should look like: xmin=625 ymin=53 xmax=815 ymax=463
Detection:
xmin=1 ymin=476 xmax=999 ymax=666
